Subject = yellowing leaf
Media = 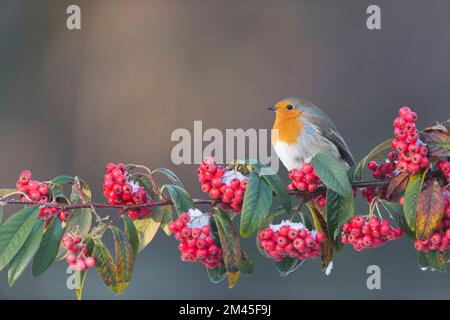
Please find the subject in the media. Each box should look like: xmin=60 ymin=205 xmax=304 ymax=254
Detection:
xmin=415 ymin=180 xmax=445 ymax=241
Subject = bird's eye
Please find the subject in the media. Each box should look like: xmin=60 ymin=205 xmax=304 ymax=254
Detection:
xmin=286 ymin=104 xmax=294 ymax=110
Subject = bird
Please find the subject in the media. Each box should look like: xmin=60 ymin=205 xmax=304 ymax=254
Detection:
xmin=269 ymin=97 xmax=355 ymax=171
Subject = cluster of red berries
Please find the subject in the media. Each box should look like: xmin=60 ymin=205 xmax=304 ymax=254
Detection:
xmin=16 ymin=170 xmax=49 ymax=202
xmin=287 ymin=163 xmax=326 ymax=208
xmin=169 ymin=209 xmax=222 ymax=269
xmin=361 ymin=158 xmax=397 ymax=203
xmin=103 ymin=163 xmax=152 ymax=220
xmin=62 ymin=232 xmax=96 ymax=271
xmin=257 ymin=221 xmax=325 ymax=262
xmin=197 ymin=158 xmax=248 ymax=213
xmin=392 ymin=106 xmax=429 ymax=175
xmin=437 ymin=160 xmax=450 ymax=183
xmin=414 ymin=195 xmax=450 ymax=253
xmin=341 ymin=216 xmax=403 ymax=251
xmin=16 ymin=170 xmax=69 ymax=225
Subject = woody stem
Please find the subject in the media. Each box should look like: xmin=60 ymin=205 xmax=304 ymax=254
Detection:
xmin=0 ymin=179 xmax=387 ymax=211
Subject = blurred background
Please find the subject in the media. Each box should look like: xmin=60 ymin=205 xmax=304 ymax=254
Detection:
xmin=0 ymin=0 xmax=449 ymax=299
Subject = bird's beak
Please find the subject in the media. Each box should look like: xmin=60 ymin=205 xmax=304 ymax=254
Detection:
xmin=268 ymin=106 xmax=276 ymax=111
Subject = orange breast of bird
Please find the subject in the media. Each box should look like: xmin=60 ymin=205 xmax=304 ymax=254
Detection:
xmin=271 ymin=105 xmax=304 ymax=145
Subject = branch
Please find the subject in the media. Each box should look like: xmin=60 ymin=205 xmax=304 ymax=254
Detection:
xmin=0 ymin=179 xmax=388 ymax=211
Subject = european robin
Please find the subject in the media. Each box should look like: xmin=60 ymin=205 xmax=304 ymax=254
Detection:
xmin=269 ymin=97 xmax=354 ymax=171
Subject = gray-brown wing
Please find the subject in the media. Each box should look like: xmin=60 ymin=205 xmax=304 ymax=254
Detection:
xmin=322 ymin=129 xmax=355 ymax=167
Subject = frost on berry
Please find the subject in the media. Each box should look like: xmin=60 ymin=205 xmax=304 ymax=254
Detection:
xmin=103 ymin=163 xmax=154 ymax=220
xmin=169 ymin=209 xmax=222 ymax=269
xmin=257 ymin=220 xmax=325 ymax=262
xmin=197 ymin=158 xmax=248 ymax=213
xmin=341 ymin=215 xmax=403 ymax=251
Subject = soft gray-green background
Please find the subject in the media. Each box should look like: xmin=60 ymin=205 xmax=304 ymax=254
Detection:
xmin=0 ymin=0 xmax=449 ymax=299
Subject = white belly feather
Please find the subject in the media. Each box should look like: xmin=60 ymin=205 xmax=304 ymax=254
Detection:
xmin=273 ymin=124 xmax=342 ymax=171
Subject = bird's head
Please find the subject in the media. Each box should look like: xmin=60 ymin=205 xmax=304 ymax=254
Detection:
xmin=268 ymin=97 xmax=309 ymax=123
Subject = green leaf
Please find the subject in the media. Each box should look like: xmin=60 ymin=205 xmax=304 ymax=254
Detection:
xmin=253 ymin=162 xmax=291 ymax=213
xmin=0 ymin=205 xmax=4 ymax=225
xmin=326 ymin=189 xmax=355 ymax=240
xmin=276 ymin=257 xmax=304 ymax=277
xmin=207 ymin=264 xmax=226 ymax=284
xmin=378 ymin=199 xmax=402 ymax=218
xmin=240 ymin=251 xmax=254 ymax=276
xmin=0 ymin=207 xmax=39 ymax=271
xmin=354 ymin=138 xmax=393 ymax=180
xmin=131 ymin=175 xmax=156 ymax=198
xmin=311 ymin=153 xmax=352 ymax=197
xmin=32 ymin=218 xmax=63 ymax=277
xmin=425 ymin=251 xmax=447 ymax=272
xmin=67 ymin=179 xmax=92 ymax=236
xmin=161 ymin=184 xmax=195 ymax=215
xmin=111 ymin=226 xmax=135 ymax=295
xmin=403 ymin=170 xmax=427 ymax=231
xmin=8 ymin=219 xmax=45 ymax=286
xmin=74 ymin=240 xmax=94 ymax=300
xmin=417 ymin=251 xmax=429 ymax=271
xmin=152 ymin=168 xmax=184 ymax=187
xmin=214 ymin=208 xmax=242 ymax=288
xmin=93 ymin=240 xmax=117 ymax=290
xmin=415 ymin=180 xmax=445 ymax=241
xmin=380 ymin=200 xmax=414 ymax=239
xmin=123 ymin=216 xmax=139 ymax=257
xmin=240 ymin=171 xmax=272 ymax=237
xmin=133 ymin=204 xmax=169 ymax=252
xmin=51 ymin=175 xmax=74 ymax=185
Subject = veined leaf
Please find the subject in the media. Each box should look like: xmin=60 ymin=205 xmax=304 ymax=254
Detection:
xmin=420 ymin=130 xmax=450 ymax=157
xmin=276 ymin=257 xmax=304 ymax=277
xmin=67 ymin=179 xmax=92 ymax=236
xmin=93 ymin=240 xmax=117 ymax=290
xmin=161 ymin=184 xmax=194 ymax=215
xmin=386 ymin=172 xmax=409 ymax=198
xmin=111 ymin=226 xmax=135 ymax=295
xmin=132 ymin=203 xmax=171 ymax=252
xmin=311 ymin=153 xmax=352 ymax=197
xmin=403 ymin=170 xmax=427 ymax=231
xmin=0 ymin=207 xmax=39 ymax=271
xmin=425 ymin=251 xmax=447 ymax=272
xmin=326 ymin=189 xmax=355 ymax=239
xmin=32 ymin=218 xmax=63 ymax=277
xmin=354 ymin=138 xmax=393 ymax=180
xmin=415 ymin=180 xmax=445 ymax=241
xmin=214 ymin=208 xmax=241 ymax=288
xmin=240 ymin=171 xmax=272 ymax=237
xmin=51 ymin=175 xmax=74 ymax=186
xmin=123 ymin=216 xmax=139 ymax=256
xmin=8 ymin=219 xmax=45 ymax=286
xmin=253 ymin=162 xmax=291 ymax=214
xmin=152 ymin=168 xmax=184 ymax=187
xmin=207 ymin=263 xmax=226 ymax=284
